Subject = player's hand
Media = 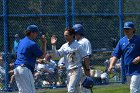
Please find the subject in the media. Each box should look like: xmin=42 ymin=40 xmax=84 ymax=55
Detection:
xmin=108 ymin=66 xmax=115 ymax=73
xmin=41 ymin=35 xmax=47 ymax=44
xmin=9 ymin=63 xmax=14 ymax=67
xmin=51 ymin=35 xmax=57 ymax=45
xmin=84 ymin=70 xmax=90 ymax=76
xmin=8 ymin=70 xmax=14 ymax=75
xmin=37 ymin=58 xmax=46 ymax=64
xmin=132 ymin=56 xmax=140 ymax=64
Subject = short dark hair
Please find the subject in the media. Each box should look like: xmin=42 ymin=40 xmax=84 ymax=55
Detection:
xmin=65 ymin=28 xmax=75 ymax=35
xmin=25 ymin=30 xmax=31 ymax=36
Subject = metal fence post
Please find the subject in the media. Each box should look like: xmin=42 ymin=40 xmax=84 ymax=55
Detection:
xmin=119 ymin=0 xmax=125 ymax=84
xmin=3 ymin=0 xmax=10 ymax=91
xmin=65 ymin=0 xmax=69 ymax=28
xmin=119 ymin=0 xmax=123 ymax=39
xmin=72 ymin=0 xmax=75 ymax=25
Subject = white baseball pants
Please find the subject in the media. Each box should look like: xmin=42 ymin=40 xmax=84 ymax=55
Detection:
xmin=130 ymin=75 xmax=140 ymax=93
xmin=67 ymin=67 xmax=91 ymax=93
xmin=14 ymin=65 xmax=35 ymax=93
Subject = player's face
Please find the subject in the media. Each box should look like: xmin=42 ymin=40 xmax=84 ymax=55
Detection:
xmin=123 ymin=28 xmax=134 ymax=36
xmin=31 ymin=32 xmax=38 ymax=39
xmin=64 ymin=31 xmax=73 ymax=42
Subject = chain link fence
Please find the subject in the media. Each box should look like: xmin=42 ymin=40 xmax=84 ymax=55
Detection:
xmin=0 ymin=0 xmax=140 ymax=92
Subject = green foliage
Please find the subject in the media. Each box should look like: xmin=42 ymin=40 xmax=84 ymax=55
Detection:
xmin=1 ymin=0 xmax=140 ymax=52
xmin=0 ymin=83 xmax=4 ymax=89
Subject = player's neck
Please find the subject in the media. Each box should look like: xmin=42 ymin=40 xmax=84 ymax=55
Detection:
xmin=127 ymin=34 xmax=134 ymax=40
xmin=68 ymin=39 xmax=75 ymax=45
xmin=77 ymin=36 xmax=84 ymax=41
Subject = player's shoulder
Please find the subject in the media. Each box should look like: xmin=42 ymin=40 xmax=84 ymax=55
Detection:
xmin=119 ymin=36 xmax=127 ymax=42
xmin=81 ymin=37 xmax=90 ymax=43
xmin=71 ymin=41 xmax=82 ymax=49
xmin=82 ymin=37 xmax=89 ymax=40
xmin=62 ymin=40 xmax=81 ymax=48
xmin=22 ymin=36 xmax=35 ymax=44
xmin=135 ymin=35 xmax=140 ymax=39
xmin=61 ymin=42 xmax=68 ymax=47
xmin=73 ymin=40 xmax=81 ymax=46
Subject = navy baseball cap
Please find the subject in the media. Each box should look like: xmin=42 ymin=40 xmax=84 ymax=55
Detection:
xmin=123 ymin=22 xmax=134 ymax=29
xmin=26 ymin=25 xmax=39 ymax=32
xmin=72 ymin=24 xmax=84 ymax=34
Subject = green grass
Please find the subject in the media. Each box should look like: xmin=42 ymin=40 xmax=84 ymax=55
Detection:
xmin=93 ymin=84 xmax=129 ymax=93
xmin=93 ymin=65 xmax=106 ymax=71
xmin=37 ymin=84 xmax=129 ymax=93
xmin=0 ymin=83 xmax=4 ymax=89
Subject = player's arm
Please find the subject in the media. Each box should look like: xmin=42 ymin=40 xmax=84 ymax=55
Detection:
xmin=51 ymin=35 xmax=63 ymax=57
xmin=108 ymin=56 xmax=118 ymax=73
xmin=32 ymin=35 xmax=47 ymax=59
xmin=132 ymin=56 xmax=140 ymax=64
xmin=51 ymin=35 xmax=58 ymax=57
xmin=36 ymin=58 xmax=46 ymax=64
xmin=39 ymin=35 xmax=47 ymax=59
xmin=83 ymin=56 xmax=90 ymax=76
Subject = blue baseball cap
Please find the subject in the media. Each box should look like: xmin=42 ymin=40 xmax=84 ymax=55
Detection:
xmin=123 ymin=22 xmax=134 ymax=29
xmin=26 ymin=25 xmax=39 ymax=32
xmin=72 ymin=24 xmax=84 ymax=34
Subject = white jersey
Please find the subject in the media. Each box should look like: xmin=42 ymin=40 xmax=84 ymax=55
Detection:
xmin=76 ymin=37 xmax=92 ymax=93
xmin=58 ymin=57 xmax=65 ymax=67
xmin=76 ymin=37 xmax=92 ymax=56
xmin=52 ymin=40 xmax=87 ymax=70
xmin=37 ymin=60 xmax=57 ymax=72
xmin=45 ymin=60 xmax=57 ymax=72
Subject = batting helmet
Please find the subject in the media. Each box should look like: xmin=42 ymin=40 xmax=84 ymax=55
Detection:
xmin=72 ymin=24 xmax=84 ymax=34
xmin=82 ymin=76 xmax=94 ymax=89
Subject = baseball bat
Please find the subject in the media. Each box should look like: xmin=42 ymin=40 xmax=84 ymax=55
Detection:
xmin=90 ymin=88 xmax=93 ymax=93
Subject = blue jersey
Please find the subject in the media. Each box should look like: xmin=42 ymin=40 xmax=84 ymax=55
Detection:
xmin=14 ymin=36 xmax=43 ymax=73
xmin=113 ymin=35 xmax=140 ymax=75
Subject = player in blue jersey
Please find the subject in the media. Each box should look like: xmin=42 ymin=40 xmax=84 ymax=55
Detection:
xmin=14 ymin=25 xmax=47 ymax=93
xmin=108 ymin=22 xmax=140 ymax=93
xmin=51 ymin=28 xmax=90 ymax=93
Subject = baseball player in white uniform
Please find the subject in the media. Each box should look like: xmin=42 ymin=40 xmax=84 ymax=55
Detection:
xmin=51 ymin=28 xmax=90 ymax=93
xmin=72 ymin=24 xmax=92 ymax=93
